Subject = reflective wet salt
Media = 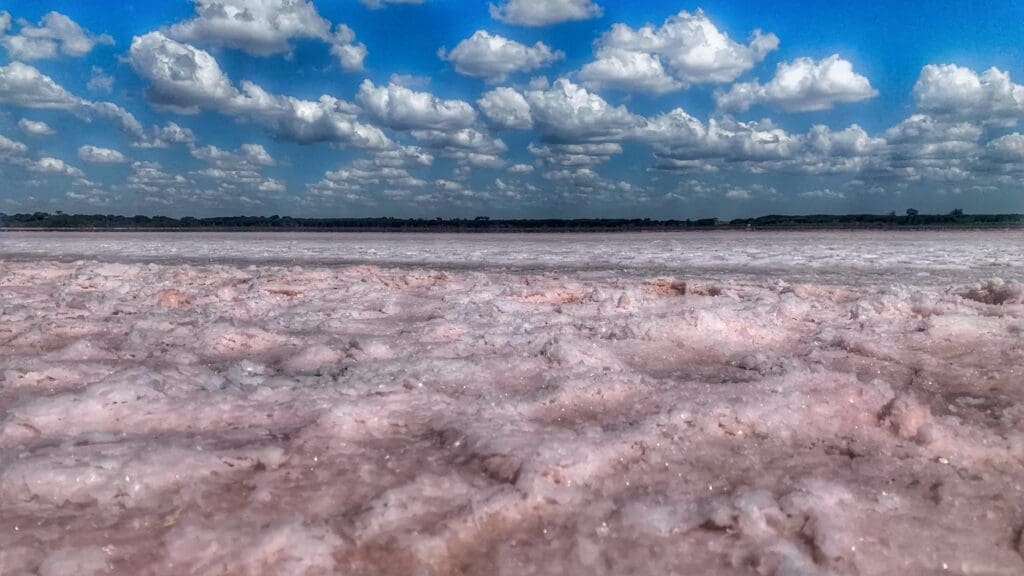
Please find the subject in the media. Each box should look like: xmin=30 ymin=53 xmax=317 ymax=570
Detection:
xmin=0 ymin=231 xmax=1022 ymax=575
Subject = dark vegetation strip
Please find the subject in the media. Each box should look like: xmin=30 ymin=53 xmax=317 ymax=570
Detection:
xmin=1 ymin=210 xmax=1021 ymax=232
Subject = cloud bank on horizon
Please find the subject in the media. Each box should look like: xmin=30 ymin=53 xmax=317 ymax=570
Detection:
xmin=0 ymin=0 xmax=1022 ymax=218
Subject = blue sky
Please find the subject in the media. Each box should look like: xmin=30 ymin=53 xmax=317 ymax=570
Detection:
xmin=1 ymin=0 xmax=1023 ymax=218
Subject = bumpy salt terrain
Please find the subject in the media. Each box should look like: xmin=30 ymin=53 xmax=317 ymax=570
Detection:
xmin=1 ymin=231 xmax=1022 ymax=575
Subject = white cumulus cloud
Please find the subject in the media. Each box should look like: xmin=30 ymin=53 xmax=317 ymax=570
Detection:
xmin=135 ymin=122 xmax=198 ymax=149
xmin=0 ymin=62 xmax=148 ymax=142
xmin=490 ymin=0 xmax=602 ymax=27
xmin=192 ymin=143 xmax=275 ymax=168
xmin=985 ymin=133 xmax=1024 ymax=163
xmin=78 ymin=145 xmax=128 ymax=164
xmin=523 ymin=79 xmax=643 ymax=142
xmin=716 ymin=55 xmax=878 ymax=112
xmin=579 ymin=9 xmax=777 ymax=93
xmin=478 ymin=87 xmax=534 ymax=129
xmin=356 ymin=80 xmax=477 ymax=131
xmin=0 ymin=61 xmax=82 ymax=109
xmin=913 ymin=64 xmax=1024 ymax=125
xmin=168 ymin=0 xmax=366 ymax=70
xmin=17 ymin=119 xmax=55 ymax=136
xmin=130 ymin=32 xmax=390 ymax=149
xmin=0 ymin=134 xmax=29 ymax=159
xmin=578 ymin=50 xmax=681 ymax=94
xmin=0 ymin=11 xmax=113 ymax=60
xmin=440 ymin=31 xmax=562 ymax=81
xmin=28 ymin=156 xmax=84 ymax=177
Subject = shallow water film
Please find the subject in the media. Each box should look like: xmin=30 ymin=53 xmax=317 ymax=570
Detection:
xmin=1 ymin=231 xmax=1023 ymax=575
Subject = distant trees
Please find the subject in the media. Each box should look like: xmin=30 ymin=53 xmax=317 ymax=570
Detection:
xmin=728 ymin=211 xmax=1023 ymax=229
xmin=0 ymin=211 xmax=1021 ymax=231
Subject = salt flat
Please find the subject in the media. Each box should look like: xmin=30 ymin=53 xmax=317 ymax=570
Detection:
xmin=2 ymin=230 xmax=1022 ymax=285
xmin=0 ymin=231 xmax=1022 ymax=575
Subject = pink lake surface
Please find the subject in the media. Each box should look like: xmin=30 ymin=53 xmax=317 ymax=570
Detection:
xmin=1 ymin=231 xmax=1022 ymax=575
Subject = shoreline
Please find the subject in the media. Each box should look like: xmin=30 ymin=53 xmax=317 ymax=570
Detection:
xmin=2 ymin=223 xmax=1023 ymax=233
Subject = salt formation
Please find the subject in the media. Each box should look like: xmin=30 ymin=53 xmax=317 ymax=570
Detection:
xmin=0 ymin=232 xmax=1022 ymax=575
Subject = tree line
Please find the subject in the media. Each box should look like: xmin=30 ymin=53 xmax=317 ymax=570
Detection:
xmin=0 ymin=210 xmax=1020 ymax=231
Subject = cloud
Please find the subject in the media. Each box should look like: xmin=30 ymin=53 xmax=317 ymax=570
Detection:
xmin=130 ymin=32 xmax=390 ymax=149
xmin=191 ymin=143 xmax=275 ymax=168
xmin=329 ymin=24 xmax=367 ymax=71
xmin=482 ymin=78 xmax=667 ymax=146
xmin=190 ymin=143 xmax=284 ymax=193
xmin=361 ymin=0 xmax=426 ymax=8
xmin=670 ymin=180 xmax=776 ymax=202
xmin=478 ymin=87 xmax=534 ymax=129
xmin=529 ymin=142 xmax=622 ymax=166
xmin=985 ymin=133 xmax=1024 ymax=164
xmin=86 ymin=66 xmax=115 ymax=94
xmin=354 ymin=80 xmax=507 ymax=168
xmin=240 ymin=143 xmax=275 ymax=166
xmin=0 ymin=61 xmax=82 ymax=109
xmin=65 ymin=179 xmax=116 ymax=207
xmin=17 ymin=119 xmax=55 ymax=136
xmin=78 ymin=145 xmax=128 ymax=164
xmin=0 ymin=62 xmax=150 ymax=142
xmin=409 ymin=128 xmax=508 ymax=167
xmin=875 ymin=113 xmax=984 ymax=182
xmin=0 ymin=134 xmax=29 ymax=159
xmin=89 ymin=101 xmax=146 ymax=140
xmin=686 ymin=117 xmax=801 ymax=162
xmin=523 ymin=79 xmax=644 ymax=142
xmin=409 ymin=128 xmax=505 ymax=153
xmin=797 ymin=124 xmax=886 ymax=174
xmin=257 ymin=179 xmax=287 ymax=193
xmin=884 ymin=114 xmax=981 ymax=145
xmin=913 ymin=64 xmax=1024 ymax=125
xmin=578 ymin=50 xmax=681 ymax=94
xmin=122 ymin=160 xmax=261 ymax=209
xmin=716 ymin=55 xmax=878 ymax=112
xmin=126 ymin=161 xmax=192 ymax=195
xmin=490 ymin=0 xmax=602 ymax=27
xmin=28 ymin=156 xmax=84 ymax=177
xmin=805 ymin=124 xmax=884 ymax=157
xmin=542 ymin=166 xmax=600 ymax=182
xmin=388 ymin=73 xmax=431 ymax=89
xmin=440 ymin=31 xmax=562 ymax=82
xmin=135 ymin=122 xmax=197 ymax=149
xmin=168 ymin=0 xmax=366 ymax=70
xmin=168 ymin=0 xmax=326 ymax=55
xmin=0 ymin=11 xmax=113 ymax=60
xmin=128 ymin=33 xmax=238 ymax=114
xmin=642 ymin=111 xmax=885 ymax=175
xmin=308 ymin=147 xmax=436 ymax=200
xmin=358 ymin=146 xmax=434 ymax=169
xmin=799 ymin=188 xmax=846 ymax=199
xmin=579 ymin=9 xmax=777 ymax=93
xmin=357 ymin=80 xmax=477 ymax=131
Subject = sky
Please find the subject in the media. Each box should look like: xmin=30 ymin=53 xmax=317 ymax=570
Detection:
xmin=1 ymin=0 xmax=1023 ymax=219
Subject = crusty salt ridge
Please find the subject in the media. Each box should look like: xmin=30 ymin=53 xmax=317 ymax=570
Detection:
xmin=0 ymin=232 xmax=1022 ymax=575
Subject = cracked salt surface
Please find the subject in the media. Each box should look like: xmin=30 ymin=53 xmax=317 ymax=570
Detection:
xmin=0 ymin=231 xmax=1022 ymax=575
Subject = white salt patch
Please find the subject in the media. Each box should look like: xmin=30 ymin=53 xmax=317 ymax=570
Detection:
xmin=38 ymin=546 xmax=108 ymax=576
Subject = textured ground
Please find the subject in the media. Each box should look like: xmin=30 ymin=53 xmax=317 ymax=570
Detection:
xmin=0 ymin=232 xmax=1023 ymax=575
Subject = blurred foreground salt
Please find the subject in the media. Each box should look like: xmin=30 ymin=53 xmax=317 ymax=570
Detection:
xmin=0 ymin=232 xmax=1023 ymax=575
